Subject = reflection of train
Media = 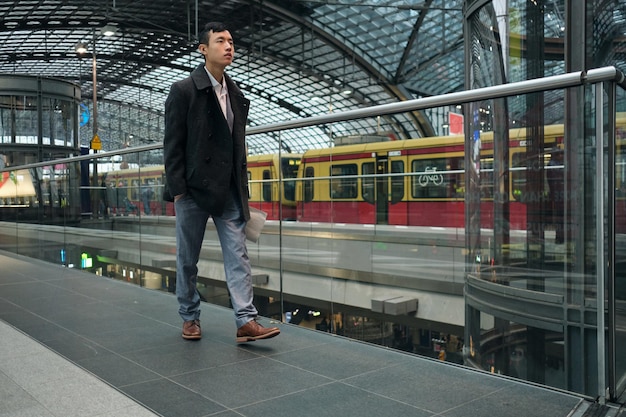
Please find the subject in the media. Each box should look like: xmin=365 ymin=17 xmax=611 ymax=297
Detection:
xmin=0 ymin=170 xmax=36 ymax=207
xmin=0 ymin=167 xmax=72 ymax=210
xmin=0 ymin=165 xmax=78 ymax=221
xmin=101 ymin=166 xmax=168 ymax=216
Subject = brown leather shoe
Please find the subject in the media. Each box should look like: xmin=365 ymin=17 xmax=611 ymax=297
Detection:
xmin=236 ymin=320 xmax=280 ymax=343
xmin=182 ymin=319 xmax=201 ymax=340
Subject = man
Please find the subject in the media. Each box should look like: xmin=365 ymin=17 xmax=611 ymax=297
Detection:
xmin=163 ymin=22 xmax=280 ymax=343
xmin=141 ymin=185 xmax=153 ymax=215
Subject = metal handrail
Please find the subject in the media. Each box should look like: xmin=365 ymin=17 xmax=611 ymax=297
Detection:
xmin=1 ymin=66 xmax=624 ymax=173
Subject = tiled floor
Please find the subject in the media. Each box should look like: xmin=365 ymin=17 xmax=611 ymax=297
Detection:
xmin=0 ymin=250 xmax=614 ymax=417
xmin=0 ymin=320 xmax=160 ymax=417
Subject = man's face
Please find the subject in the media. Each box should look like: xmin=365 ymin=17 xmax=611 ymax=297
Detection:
xmin=199 ymin=30 xmax=234 ymax=68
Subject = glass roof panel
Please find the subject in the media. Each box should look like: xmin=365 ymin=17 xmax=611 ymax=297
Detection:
xmin=0 ymin=0 xmax=469 ymax=153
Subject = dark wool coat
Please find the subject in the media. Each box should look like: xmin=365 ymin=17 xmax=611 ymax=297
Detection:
xmin=163 ymin=64 xmax=251 ymax=220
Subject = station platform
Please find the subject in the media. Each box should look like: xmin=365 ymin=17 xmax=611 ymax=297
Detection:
xmin=0 ymin=250 xmax=620 ymax=417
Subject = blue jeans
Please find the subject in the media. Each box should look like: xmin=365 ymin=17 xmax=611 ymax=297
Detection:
xmin=174 ymin=188 xmax=257 ymax=328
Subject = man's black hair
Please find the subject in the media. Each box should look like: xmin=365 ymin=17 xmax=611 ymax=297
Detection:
xmin=198 ymin=22 xmax=230 ymax=44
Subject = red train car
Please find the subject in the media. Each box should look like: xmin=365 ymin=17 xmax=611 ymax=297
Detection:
xmin=295 ymin=125 xmax=566 ymax=230
xmin=246 ymin=153 xmax=302 ymax=220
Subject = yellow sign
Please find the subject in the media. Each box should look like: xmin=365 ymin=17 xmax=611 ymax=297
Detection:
xmin=90 ymin=134 xmax=102 ymax=150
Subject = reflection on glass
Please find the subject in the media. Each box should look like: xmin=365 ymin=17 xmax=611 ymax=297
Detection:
xmin=469 ymin=313 xmax=566 ymax=389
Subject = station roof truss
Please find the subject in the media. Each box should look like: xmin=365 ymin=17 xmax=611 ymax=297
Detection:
xmin=0 ymin=0 xmax=569 ymax=154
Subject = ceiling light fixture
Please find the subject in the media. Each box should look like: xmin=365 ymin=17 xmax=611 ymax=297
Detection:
xmin=75 ymin=42 xmax=88 ymax=54
xmin=101 ymin=24 xmax=117 ymax=37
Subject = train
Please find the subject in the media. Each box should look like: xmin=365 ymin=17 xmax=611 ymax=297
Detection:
xmin=246 ymin=153 xmax=302 ymax=220
xmin=294 ymin=125 xmax=564 ymax=229
xmin=4 ymin=118 xmax=626 ymax=230
xmin=98 ymin=153 xmax=303 ymax=218
xmin=97 ymin=123 xmax=569 ymax=231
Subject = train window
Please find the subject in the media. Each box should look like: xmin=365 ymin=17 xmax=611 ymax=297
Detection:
xmin=411 ymin=159 xmax=449 ymax=198
xmin=330 ymin=164 xmax=357 ymax=199
xmin=281 ymin=157 xmax=300 ymax=178
xmin=304 ymin=166 xmax=314 ymax=202
xmin=262 ymin=170 xmax=271 ymax=202
xmin=479 ymin=158 xmax=494 ymax=199
xmin=618 ymin=146 xmax=626 ymax=196
xmin=453 ymin=158 xmax=465 ymax=198
xmin=281 ymin=158 xmax=300 ymax=201
xmin=510 ymin=151 xmax=552 ymax=202
xmin=283 ymin=180 xmax=296 ymax=201
xmin=511 ymin=152 xmax=529 ymax=201
xmin=131 ymin=179 xmax=140 ymax=200
xmin=390 ymin=161 xmax=404 ymax=204
xmin=141 ymin=180 xmax=155 ymax=201
xmin=362 ymin=162 xmax=375 ymax=204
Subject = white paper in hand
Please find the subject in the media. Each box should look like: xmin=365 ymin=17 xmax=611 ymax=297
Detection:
xmin=245 ymin=207 xmax=267 ymax=243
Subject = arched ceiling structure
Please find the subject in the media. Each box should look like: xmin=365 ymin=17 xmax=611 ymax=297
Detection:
xmin=0 ymin=0 xmax=466 ymax=153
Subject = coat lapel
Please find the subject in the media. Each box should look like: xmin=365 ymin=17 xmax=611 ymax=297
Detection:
xmin=190 ymin=66 xmax=248 ymax=141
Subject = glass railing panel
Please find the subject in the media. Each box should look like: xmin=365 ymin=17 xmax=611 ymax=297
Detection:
xmin=91 ymin=150 xmax=175 ymax=290
xmin=0 ymin=167 xmax=25 ymax=252
xmin=466 ymin=311 xmax=567 ymax=390
xmin=57 ymin=153 xmax=140 ymax=282
xmin=244 ymin=108 xmax=469 ymax=357
xmin=245 ymin=132 xmax=306 ymax=322
xmin=615 ymin=88 xmax=626 ymax=397
xmin=465 ymin=91 xmax=573 ymax=296
xmin=464 ymin=83 xmax=623 ymax=396
xmin=0 ymin=160 xmax=83 ymax=265
xmin=1 ymin=69 xmax=623 ymax=399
